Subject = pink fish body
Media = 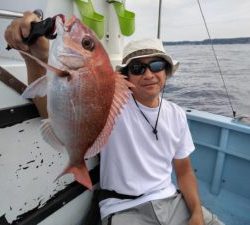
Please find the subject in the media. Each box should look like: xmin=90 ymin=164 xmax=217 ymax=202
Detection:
xmin=21 ymin=16 xmax=133 ymax=189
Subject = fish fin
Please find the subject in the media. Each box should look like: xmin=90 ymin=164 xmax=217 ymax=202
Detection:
xmin=40 ymin=119 xmax=65 ymax=151
xmin=56 ymin=163 xmax=93 ymax=190
xmin=84 ymin=74 xmax=134 ymax=158
xmin=22 ymin=75 xmax=48 ymax=98
xmin=18 ymin=50 xmax=70 ymax=77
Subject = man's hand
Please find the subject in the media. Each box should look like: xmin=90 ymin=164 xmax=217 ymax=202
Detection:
xmin=188 ymin=211 xmax=205 ymax=225
xmin=4 ymin=11 xmax=49 ymax=62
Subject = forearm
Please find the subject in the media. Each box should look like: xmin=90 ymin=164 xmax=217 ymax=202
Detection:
xmin=174 ymin=158 xmax=204 ymax=225
xmin=4 ymin=10 xmax=50 ymax=118
xmin=25 ymin=57 xmax=48 ymax=118
xmin=177 ymin=169 xmax=203 ymax=217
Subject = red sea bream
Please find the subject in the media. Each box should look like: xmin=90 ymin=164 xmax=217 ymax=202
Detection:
xmin=21 ymin=16 xmax=133 ymax=189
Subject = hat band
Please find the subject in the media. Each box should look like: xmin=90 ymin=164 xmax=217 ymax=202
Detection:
xmin=122 ymin=49 xmax=165 ymax=64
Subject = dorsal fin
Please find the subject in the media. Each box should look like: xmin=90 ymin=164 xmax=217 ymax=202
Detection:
xmin=84 ymin=74 xmax=134 ymax=158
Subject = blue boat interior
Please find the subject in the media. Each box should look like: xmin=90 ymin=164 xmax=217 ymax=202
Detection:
xmin=186 ymin=109 xmax=250 ymax=225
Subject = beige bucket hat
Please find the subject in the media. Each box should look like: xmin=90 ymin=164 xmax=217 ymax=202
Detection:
xmin=116 ymin=38 xmax=179 ymax=74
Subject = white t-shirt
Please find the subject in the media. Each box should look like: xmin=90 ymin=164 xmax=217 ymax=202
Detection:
xmin=99 ymin=94 xmax=195 ymax=219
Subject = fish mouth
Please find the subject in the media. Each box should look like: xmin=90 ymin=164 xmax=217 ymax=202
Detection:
xmin=64 ymin=16 xmax=79 ymax=32
xmin=46 ymin=14 xmax=66 ymax=39
xmin=53 ymin=14 xmax=66 ymax=25
xmin=54 ymin=15 xmax=67 ymax=35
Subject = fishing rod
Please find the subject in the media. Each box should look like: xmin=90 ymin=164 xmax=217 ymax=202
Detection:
xmin=196 ymin=0 xmax=236 ymax=118
xmin=157 ymin=0 xmax=162 ymax=39
xmin=0 ymin=9 xmax=43 ymax=20
xmin=0 ymin=9 xmax=23 ymax=19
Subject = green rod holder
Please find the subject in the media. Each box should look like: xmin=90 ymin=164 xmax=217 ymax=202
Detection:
xmin=108 ymin=0 xmax=135 ymax=36
xmin=74 ymin=0 xmax=105 ymax=39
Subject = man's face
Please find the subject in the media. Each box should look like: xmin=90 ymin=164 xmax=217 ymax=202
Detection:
xmin=127 ymin=57 xmax=168 ymax=107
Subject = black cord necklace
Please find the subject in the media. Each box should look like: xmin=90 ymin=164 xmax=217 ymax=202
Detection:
xmin=132 ymin=90 xmax=164 ymax=140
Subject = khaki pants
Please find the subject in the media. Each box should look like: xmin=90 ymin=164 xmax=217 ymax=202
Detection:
xmin=102 ymin=193 xmax=224 ymax=225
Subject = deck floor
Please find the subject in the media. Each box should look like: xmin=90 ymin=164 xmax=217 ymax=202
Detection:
xmin=198 ymin=179 xmax=250 ymax=225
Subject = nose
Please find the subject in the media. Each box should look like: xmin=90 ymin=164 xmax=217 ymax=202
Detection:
xmin=143 ymin=67 xmax=154 ymax=79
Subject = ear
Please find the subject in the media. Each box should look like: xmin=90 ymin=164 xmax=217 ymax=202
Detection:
xmin=165 ymin=61 xmax=173 ymax=75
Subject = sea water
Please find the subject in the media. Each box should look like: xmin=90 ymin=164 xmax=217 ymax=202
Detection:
xmin=164 ymin=44 xmax=250 ymax=117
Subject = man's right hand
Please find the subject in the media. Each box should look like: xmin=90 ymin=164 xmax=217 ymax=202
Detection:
xmin=4 ymin=11 xmax=49 ymax=63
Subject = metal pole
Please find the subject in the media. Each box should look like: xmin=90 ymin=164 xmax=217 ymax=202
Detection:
xmin=0 ymin=9 xmax=23 ymax=19
xmin=0 ymin=9 xmax=43 ymax=20
xmin=157 ymin=0 xmax=162 ymax=39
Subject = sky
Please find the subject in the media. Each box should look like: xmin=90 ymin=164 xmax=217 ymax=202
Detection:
xmin=126 ymin=0 xmax=250 ymax=42
xmin=1 ymin=0 xmax=250 ymax=43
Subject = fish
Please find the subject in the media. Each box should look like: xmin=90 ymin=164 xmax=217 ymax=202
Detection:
xmin=19 ymin=15 xmax=133 ymax=189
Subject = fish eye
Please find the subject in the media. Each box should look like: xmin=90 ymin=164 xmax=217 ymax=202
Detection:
xmin=81 ymin=37 xmax=95 ymax=51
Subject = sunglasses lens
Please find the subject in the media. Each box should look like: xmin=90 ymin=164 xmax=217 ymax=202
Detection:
xmin=129 ymin=63 xmax=145 ymax=75
xmin=128 ymin=60 xmax=166 ymax=75
xmin=149 ymin=61 xmax=166 ymax=72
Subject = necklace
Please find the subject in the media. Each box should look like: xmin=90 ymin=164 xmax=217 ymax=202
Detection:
xmin=132 ymin=93 xmax=164 ymax=141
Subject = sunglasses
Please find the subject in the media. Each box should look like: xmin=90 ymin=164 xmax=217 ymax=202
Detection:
xmin=127 ymin=60 xmax=167 ymax=75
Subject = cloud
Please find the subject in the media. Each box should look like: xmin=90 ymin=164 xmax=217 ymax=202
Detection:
xmin=126 ymin=0 xmax=250 ymax=41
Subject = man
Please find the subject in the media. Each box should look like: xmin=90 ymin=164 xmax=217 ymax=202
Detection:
xmin=5 ymin=12 xmax=223 ymax=225
xmin=99 ymin=39 xmax=221 ymax=225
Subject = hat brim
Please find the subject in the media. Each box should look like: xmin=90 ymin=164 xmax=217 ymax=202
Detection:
xmin=116 ymin=53 xmax=179 ymax=74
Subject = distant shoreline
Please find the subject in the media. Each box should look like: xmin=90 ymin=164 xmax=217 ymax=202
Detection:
xmin=163 ymin=37 xmax=250 ymax=46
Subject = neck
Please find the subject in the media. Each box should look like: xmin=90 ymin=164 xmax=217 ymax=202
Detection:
xmin=132 ymin=94 xmax=162 ymax=141
xmin=132 ymin=95 xmax=159 ymax=108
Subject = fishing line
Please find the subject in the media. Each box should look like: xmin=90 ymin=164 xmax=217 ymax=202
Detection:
xmin=196 ymin=0 xmax=236 ymax=118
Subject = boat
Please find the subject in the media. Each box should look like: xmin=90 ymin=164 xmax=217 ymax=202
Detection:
xmin=0 ymin=1 xmax=249 ymax=225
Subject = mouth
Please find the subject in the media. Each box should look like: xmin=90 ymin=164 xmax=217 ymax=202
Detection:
xmin=54 ymin=14 xmax=66 ymax=24
xmin=142 ymin=82 xmax=158 ymax=87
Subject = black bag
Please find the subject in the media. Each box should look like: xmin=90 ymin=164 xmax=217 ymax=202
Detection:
xmin=84 ymin=189 xmax=142 ymax=225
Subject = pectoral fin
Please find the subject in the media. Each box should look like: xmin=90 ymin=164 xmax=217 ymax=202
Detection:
xmin=18 ymin=49 xmax=70 ymax=78
xmin=22 ymin=75 xmax=48 ymax=98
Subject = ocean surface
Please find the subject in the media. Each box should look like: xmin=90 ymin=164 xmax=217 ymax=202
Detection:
xmin=163 ymin=44 xmax=250 ymax=118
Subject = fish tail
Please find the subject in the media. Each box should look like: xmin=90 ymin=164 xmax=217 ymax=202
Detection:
xmin=56 ymin=163 xmax=93 ymax=190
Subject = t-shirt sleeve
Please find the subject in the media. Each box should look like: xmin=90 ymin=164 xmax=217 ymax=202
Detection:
xmin=174 ymin=109 xmax=195 ymax=159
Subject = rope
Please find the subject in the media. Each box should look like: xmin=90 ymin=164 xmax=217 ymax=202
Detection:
xmin=196 ymin=0 xmax=236 ymax=118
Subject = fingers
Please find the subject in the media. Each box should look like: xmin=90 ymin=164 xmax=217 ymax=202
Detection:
xmin=21 ymin=11 xmax=41 ymax=38
xmin=4 ymin=11 xmax=41 ymax=51
xmin=5 ymin=19 xmax=26 ymax=51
